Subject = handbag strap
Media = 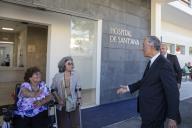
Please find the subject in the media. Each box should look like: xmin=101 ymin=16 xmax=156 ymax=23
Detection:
xmin=62 ymin=79 xmax=68 ymax=99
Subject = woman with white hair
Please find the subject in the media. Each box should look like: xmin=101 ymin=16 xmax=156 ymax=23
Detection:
xmin=51 ymin=56 xmax=81 ymax=128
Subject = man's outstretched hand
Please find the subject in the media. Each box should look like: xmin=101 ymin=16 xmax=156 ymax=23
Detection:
xmin=168 ymin=119 xmax=177 ymax=128
xmin=117 ymin=85 xmax=129 ymax=95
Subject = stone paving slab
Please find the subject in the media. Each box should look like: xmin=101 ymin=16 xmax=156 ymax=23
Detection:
xmin=103 ymin=97 xmax=192 ymax=128
xmin=102 ymin=117 xmax=141 ymax=128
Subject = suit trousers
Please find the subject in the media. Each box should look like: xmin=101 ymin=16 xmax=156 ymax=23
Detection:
xmin=141 ymin=120 xmax=164 ymax=128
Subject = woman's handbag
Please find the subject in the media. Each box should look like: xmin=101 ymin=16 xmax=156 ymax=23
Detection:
xmin=65 ymin=96 xmax=76 ymax=112
xmin=63 ymin=79 xmax=77 ymax=112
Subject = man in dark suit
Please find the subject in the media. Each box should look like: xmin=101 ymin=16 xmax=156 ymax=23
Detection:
xmin=117 ymin=36 xmax=179 ymax=128
xmin=160 ymin=43 xmax=182 ymax=124
xmin=160 ymin=44 xmax=182 ymax=88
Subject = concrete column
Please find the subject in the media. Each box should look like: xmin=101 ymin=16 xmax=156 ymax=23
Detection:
xmin=151 ymin=0 xmax=162 ymax=39
xmin=151 ymin=0 xmax=176 ymax=39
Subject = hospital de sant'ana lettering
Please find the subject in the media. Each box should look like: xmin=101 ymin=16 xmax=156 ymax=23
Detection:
xmin=109 ymin=27 xmax=140 ymax=48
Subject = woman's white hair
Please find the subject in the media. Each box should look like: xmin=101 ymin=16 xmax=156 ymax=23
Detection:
xmin=58 ymin=56 xmax=74 ymax=73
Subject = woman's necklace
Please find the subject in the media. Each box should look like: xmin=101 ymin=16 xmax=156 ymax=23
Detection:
xmin=64 ymin=71 xmax=71 ymax=96
xmin=64 ymin=72 xmax=71 ymax=88
xmin=31 ymin=83 xmax=39 ymax=92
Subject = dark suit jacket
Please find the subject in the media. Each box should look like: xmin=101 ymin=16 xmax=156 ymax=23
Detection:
xmin=167 ymin=54 xmax=182 ymax=84
xmin=129 ymin=54 xmax=179 ymax=122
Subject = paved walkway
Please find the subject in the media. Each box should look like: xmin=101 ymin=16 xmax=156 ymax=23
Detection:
xmin=103 ymin=81 xmax=192 ymax=128
xmin=180 ymin=81 xmax=192 ymax=100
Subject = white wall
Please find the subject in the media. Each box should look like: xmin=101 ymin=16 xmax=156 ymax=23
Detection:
xmin=161 ymin=21 xmax=192 ymax=67
xmin=0 ymin=2 xmax=71 ymax=86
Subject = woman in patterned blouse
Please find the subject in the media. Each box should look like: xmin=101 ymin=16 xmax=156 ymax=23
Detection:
xmin=13 ymin=67 xmax=52 ymax=128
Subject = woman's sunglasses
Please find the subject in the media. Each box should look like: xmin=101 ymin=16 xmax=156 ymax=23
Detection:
xmin=66 ymin=62 xmax=73 ymax=65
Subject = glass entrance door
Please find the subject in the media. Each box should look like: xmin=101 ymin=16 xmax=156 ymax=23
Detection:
xmin=70 ymin=16 xmax=98 ymax=107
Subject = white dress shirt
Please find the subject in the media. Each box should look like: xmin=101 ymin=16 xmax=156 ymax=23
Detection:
xmin=149 ymin=52 xmax=160 ymax=67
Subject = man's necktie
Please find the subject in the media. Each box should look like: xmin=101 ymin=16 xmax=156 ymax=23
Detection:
xmin=144 ymin=60 xmax=151 ymax=77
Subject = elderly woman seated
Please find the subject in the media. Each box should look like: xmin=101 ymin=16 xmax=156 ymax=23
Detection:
xmin=13 ymin=67 xmax=52 ymax=128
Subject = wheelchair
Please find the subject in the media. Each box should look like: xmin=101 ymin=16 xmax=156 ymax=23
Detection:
xmin=0 ymin=83 xmax=58 ymax=128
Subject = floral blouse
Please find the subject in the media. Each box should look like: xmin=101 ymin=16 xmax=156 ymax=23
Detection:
xmin=14 ymin=81 xmax=50 ymax=117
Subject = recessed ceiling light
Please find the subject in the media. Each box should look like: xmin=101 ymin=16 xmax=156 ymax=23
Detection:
xmin=2 ymin=27 xmax=14 ymax=31
xmin=0 ymin=41 xmax=14 ymax=44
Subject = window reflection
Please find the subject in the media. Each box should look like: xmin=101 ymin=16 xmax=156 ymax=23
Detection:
xmin=71 ymin=17 xmax=98 ymax=107
xmin=163 ymin=43 xmax=175 ymax=54
xmin=0 ymin=42 xmax=13 ymax=66
xmin=189 ymin=47 xmax=192 ymax=56
xmin=71 ymin=18 xmax=97 ymax=57
xmin=0 ymin=19 xmax=26 ymax=68
xmin=176 ymin=45 xmax=185 ymax=55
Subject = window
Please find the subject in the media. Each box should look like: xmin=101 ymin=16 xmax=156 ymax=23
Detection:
xmin=189 ymin=47 xmax=192 ymax=56
xmin=0 ymin=29 xmax=25 ymax=68
xmin=176 ymin=45 xmax=185 ymax=55
xmin=164 ymin=43 xmax=175 ymax=54
xmin=0 ymin=42 xmax=13 ymax=67
xmin=71 ymin=17 xmax=98 ymax=107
